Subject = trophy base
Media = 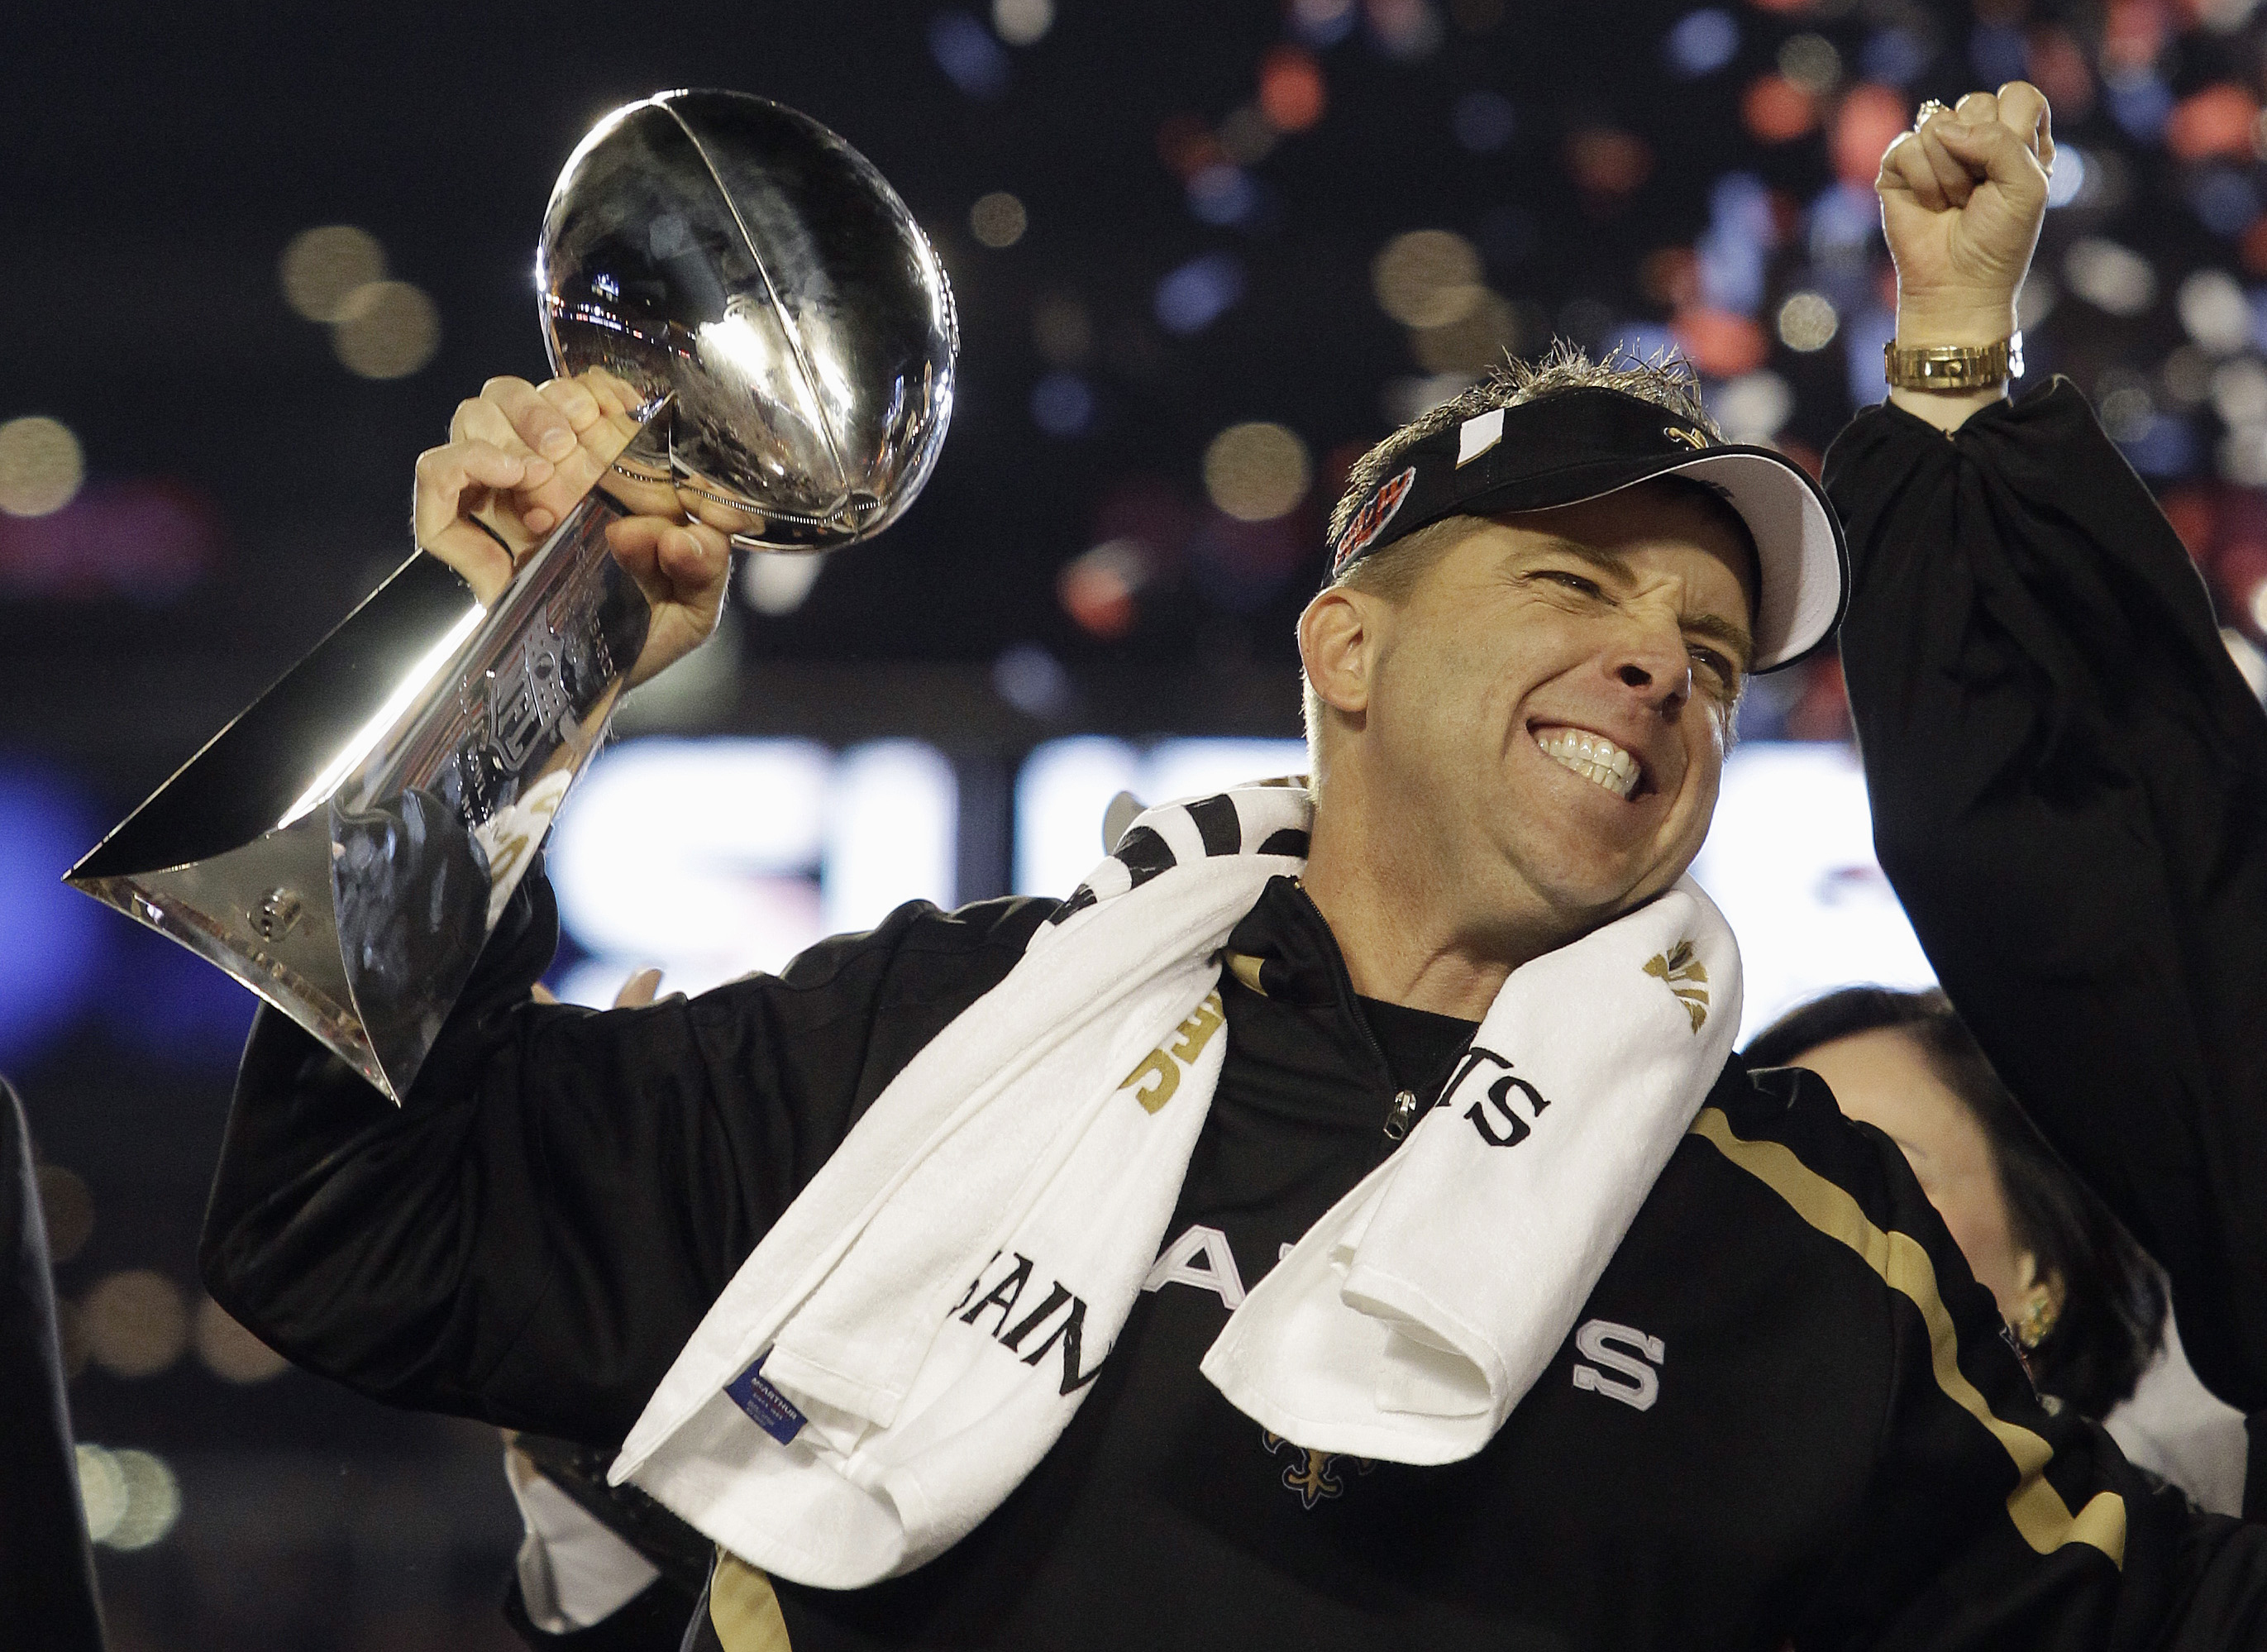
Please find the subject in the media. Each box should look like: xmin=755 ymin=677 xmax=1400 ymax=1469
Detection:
xmin=68 ymin=459 xmax=656 ymax=1104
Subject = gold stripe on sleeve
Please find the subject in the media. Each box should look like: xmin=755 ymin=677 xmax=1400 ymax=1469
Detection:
xmin=709 ymin=1551 xmax=793 ymax=1650
xmin=1690 ymin=1106 xmax=2126 ymax=1568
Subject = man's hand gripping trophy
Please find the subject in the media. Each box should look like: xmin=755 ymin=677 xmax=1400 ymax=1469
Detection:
xmin=412 ymin=369 xmax=735 ymax=689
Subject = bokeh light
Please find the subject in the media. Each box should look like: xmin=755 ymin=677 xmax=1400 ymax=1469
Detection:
xmin=1777 ymin=291 xmax=1840 ymax=351
xmin=82 ymin=1269 xmax=189 ymax=1379
xmin=76 ymin=1444 xmax=126 ymax=1543
xmin=2177 ymin=270 xmax=2252 ymax=354
xmin=1709 ymin=370 xmax=1794 ymax=442
xmin=1777 ymin=33 xmax=1841 ymax=96
xmin=1664 ymin=8 xmax=1739 ymax=79
xmin=193 ymin=1295 xmax=290 ymax=1384
xmin=1832 ymin=84 xmax=1908 ymax=186
xmin=1031 ymin=370 xmax=1095 ymax=437
xmin=1367 ymin=0 xmax=1444 ymax=61
xmin=1743 ymin=74 xmax=1817 ymax=144
xmin=1291 ymin=0 xmax=1357 ymax=47
xmin=103 ymin=1450 xmax=181 ymax=1550
xmin=1371 ymin=229 xmax=1482 ymax=327
xmin=278 ymin=225 xmax=385 ymax=323
xmin=331 ymin=280 xmax=441 ymax=380
xmin=994 ymin=642 xmax=1075 ymax=719
xmin=2166 ymin=83 xmax=2260 ymax=161
xmin=1202 ymin=422 xmax=1312 ymax=522
xmin=931 ymin=9 xmax=1010 ymax=98
xmin=1410 ymin=289 xmax=1523 ymax=374
xmin=36 ymin=1164 xmax=93 ymax=1263
xmin=1057 ymin=538 xmax=1151 ymax=638
xmin=0 ymin=767 xmax=106 ymax=1068
xmin=741 ymin=553 xmax=823 ymax=617
xmin=992 ymin=0 xmax=1052 ymax=46
xmin=1564 ymin=127 xmax=1654 ymax=198
xmin=1258 ymin=45 xmax=1326 ymax=132
xmin=1154 ymin=252 xmax=1245 ymax=334
xmin=0 ymin=416 xmax=85 ymax=518
xmin=1032 ymin=293 xmax=1092 ymax=365
xmin=1187 ymin=164 xmax=1259 ymax=227
xmin=1673 ymin=308 xmax=1768 ymax=378
xmin=971 ymin=191 xmax=1029 ymax=248
xmin=2064 ymin=237 xmax=2158 ymax=316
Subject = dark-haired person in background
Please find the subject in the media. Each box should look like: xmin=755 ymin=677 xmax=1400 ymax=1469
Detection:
xmin=1745 ymin=989 xmax=2164 ymax=1425
xmin=1747 ymin=990 xmax=2246 ymax=1514
xmin=1825 ymin=83 xmax=2267 ymax=1516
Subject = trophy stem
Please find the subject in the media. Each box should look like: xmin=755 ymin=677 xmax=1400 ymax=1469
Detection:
xmin=67 ymin=451 xmax=658 ymax=1103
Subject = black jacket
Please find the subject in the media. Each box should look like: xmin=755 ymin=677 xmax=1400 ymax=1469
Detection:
xmin=1828 ymin=383 xmax=2267 ymax=1433
xmin=2 ymin=1080 xmax=107 ymax=1652
xmin=204 ymin=857 xmax=2267 ymax=1649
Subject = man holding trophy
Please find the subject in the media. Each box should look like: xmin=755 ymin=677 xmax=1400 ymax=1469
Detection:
xmin=164 ymin=83 xmax=2267 ymax=1650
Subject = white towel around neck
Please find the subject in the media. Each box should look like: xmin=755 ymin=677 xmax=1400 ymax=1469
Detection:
xmin=612 ymin=785 xmax=1740 ymax=1588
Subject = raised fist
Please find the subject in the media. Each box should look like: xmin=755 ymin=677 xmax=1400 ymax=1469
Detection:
xmin=1877 ymin=82 xmax=2054 ymax=349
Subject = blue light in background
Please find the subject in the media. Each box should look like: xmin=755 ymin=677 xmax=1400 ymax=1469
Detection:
xmin=929 ymin=11 xmax=1009 ymax=99
xmin=1186 ymin=165 xmax=1258 ymax=227
xmin=2190 ymin=169 xmax=2260 ymax=238
xmin=1154 ymin=252 xmax=1245 ymax=335
xmin=103 ymin=922 xmax=256 ymax=1069
xmin=2117 ymin=414 xmax=2198 ymax=477
xmin=2107 ymin=74 xmax=2173 ymax=142
xmin=1698 ymin=172 xmax=1773 ymax=315
xmin=1860 ymin=27 xmax=1929 ymax=87
xmin=1663 ymin=9 xmax=1739 ymax=79
xmin=1808 ymin=182 xmax=1879 ymax=262
xmin=1610 ymin=321 xmax=1680 ymax=363
xmin=1844 ymin=303 xmax=1898 ymax=405
xmin=0 ymin=768 xmax=106 ymax=1070
xmin=1030 ymin=370 xmax=1095 ymax=436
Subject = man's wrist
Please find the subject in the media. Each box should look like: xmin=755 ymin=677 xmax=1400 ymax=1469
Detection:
xmin=1894 ymin=298 xmax=2020 ymax=351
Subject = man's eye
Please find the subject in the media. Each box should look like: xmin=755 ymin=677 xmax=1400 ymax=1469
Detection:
xmin=1534 ymin=570 xmax=1603 ymax=597
xmin=1689 ymin=644 xmax=1740 ymax=688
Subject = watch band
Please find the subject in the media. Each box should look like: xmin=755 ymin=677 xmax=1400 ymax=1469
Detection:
xmin=1883 ymin=332 xmax=2023 ymax=392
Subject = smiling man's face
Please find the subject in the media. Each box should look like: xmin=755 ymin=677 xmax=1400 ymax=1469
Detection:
xmin=1348 ymin=480 xmax=1757 ymax=943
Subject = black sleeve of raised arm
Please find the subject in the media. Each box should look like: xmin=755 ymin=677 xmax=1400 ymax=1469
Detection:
xmin=1825 ymin=380 xmax=2267 ymax=1417
xmin=200 ymin=865 xmax=1052 ymax=1447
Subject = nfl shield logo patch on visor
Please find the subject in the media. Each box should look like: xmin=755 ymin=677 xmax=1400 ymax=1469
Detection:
xmin=1332 ymin=465 xmax=1417 ymax=574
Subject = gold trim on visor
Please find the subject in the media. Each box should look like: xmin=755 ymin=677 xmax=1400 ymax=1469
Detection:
xmin=1689 ymin=1106 xmax=2126 ymax=1568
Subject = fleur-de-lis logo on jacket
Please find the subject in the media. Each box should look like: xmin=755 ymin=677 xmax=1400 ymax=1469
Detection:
xmin=1644 ymin=939 xmax=1709 ymax=1033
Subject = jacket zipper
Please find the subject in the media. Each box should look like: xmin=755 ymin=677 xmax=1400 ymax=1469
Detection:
xmin=1291 ymin=881 xmax=1429 ymax=1144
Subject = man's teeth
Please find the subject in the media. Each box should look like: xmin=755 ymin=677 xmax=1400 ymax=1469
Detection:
xmin=1537 ymin=728 xmax=1640 ymax=800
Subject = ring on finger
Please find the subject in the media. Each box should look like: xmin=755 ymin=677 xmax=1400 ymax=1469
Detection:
xmin=1913 ymin=98 xmax=1949 ymax=131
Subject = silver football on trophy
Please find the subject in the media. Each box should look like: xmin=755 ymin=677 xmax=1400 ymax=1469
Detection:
xmin=539 ymin=89 xmax=957 ymax=549
xmin=65 ymin=92 xmax=957 ymax=1102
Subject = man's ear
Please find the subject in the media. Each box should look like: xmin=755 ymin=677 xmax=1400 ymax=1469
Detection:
xmin=1300 ymin=585 xmax=1375 ymax=716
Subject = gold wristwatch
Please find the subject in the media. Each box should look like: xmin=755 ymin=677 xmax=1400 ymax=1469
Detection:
xmin=1883 ymin=332 xmax=2023 ymax=392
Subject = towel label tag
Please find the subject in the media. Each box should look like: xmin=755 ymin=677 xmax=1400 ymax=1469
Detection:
xmin=724 ymin=1355 xmax=808 ymax=1445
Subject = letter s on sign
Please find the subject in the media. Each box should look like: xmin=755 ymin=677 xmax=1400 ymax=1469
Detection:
xmin=1570 ymin=1319 xmax=1665 ymax=1412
